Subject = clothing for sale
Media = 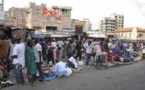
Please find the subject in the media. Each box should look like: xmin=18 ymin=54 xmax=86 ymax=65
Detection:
xmin=0 ymin=40 xmax=10 ymax=77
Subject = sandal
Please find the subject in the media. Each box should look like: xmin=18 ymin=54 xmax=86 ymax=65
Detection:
xmin=31 ymin=83 xmax=35 ymax=86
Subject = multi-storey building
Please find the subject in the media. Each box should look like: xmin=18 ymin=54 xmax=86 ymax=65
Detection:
xmin=5 ymin=7 xmax=28 ymax=27
xmin=99 ymin=13 xmax=124 ymax=33
xmin=71 ymin=19 xmax=79 ymax=29
xmin=99 ymin=17 xmax=116 ymax=33
xmin=71 ymin=18 xmax=92 ymax=31
xmin=5 ymin=2 xmax=72 ymax=31
xmin=0 ymin=0 xmax=5 ymax=24
xmin=82 ymin=18 xmax=92 ymax=31
xmin=110 ymin=13 xmax=124 ymax=30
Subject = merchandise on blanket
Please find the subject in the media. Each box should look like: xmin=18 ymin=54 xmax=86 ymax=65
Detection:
xmin=43 ymin=65 xmax=55 ymax=78
xmin=105 ymin=62 xmax=115 ymax=67
xmin=130 ymin=56 xmax=134 ymax=61
xmin=44 ymin=75 xmax=57 ymax=82
xmin=130 ymin=53 xmax=138 ymax=58
xmin=114 ymin=56 xmax=121 ymax=62
xmin=119 ymin=57 xmax=124 ymax=62
xmin=124 ymin=56 xmax=132 ymax=62
xmin=107 ymin=50 xmax=116 ymax=61
xmin=112 ymin=48 xmax=120 ymax=54
xmin=44 ymin=70 xmax=55 ymax=77
xmin=134 ymin=56 xmax=142 ymax=61
xmin=0 ymin=78 xmax=14 ymax=89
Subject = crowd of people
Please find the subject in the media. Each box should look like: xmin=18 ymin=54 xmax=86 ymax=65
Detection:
xmin=0 ymin=35 xmax=144 ymax=87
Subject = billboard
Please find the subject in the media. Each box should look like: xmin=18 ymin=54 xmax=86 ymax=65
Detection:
xmin=75 ymin=25 xmax=83 ymax=35
xmin=43 ymin=8 xmax=61 ymax=19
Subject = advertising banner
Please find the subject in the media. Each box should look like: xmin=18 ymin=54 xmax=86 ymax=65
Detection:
xmin=43 ymin=8 xmax=61 ymax=19
xmin=75 ymin=25 xmax=83 ymax=35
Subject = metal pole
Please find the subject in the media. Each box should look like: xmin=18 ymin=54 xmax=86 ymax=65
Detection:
xmin=2 ymin=0 xmax=4 ymax=11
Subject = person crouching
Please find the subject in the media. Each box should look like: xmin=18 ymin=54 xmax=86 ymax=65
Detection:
xmin=54 ymin=59 xmax=67 ymax=78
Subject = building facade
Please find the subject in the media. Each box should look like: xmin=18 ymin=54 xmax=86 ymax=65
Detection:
xmin=99 ymin=13 xmax=124 ymax=33
xmin=110 ymin=13 xmax=124 ymax=30
xmin=113 ymin=27 xmax=145 ymax=41
xmin=5 ymin=2 xmax=72 ymax=31
xmin=5 ymin=7 xmax=28 ymax=27
xmin=82 ymin=18 xmax=92 ymax=31
xmin=0 ymin=0 xmax=5 ymax=24
xmin=99 ymin=17 xmax=116 ymax=33
xmin=71 ymin=18 xmax=92 ymax=31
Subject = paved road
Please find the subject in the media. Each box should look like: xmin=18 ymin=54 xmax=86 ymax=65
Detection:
xmin=4 ymin=61 xmax=145 ymax=90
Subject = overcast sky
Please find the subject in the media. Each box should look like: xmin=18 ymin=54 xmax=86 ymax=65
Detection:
xmin=1 ymin=0 xmax=145 ymax=29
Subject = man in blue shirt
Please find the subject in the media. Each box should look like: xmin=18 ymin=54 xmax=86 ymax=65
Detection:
xmin=54 ymin=60 xmax=67 ymax=78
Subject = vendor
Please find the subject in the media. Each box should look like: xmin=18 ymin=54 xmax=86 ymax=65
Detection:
xmin=54 ymin=59 xmax=67 ymax=78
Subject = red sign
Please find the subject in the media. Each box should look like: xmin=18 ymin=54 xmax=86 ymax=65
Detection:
xmin=75 ymin=25 xmax=83 ymax=35
xmin=43 ymin=8 xmax=61 ymax=18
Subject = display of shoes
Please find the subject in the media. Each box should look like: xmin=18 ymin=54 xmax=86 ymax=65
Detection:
xmin=0 ymin=78 xmax=14 ymax=89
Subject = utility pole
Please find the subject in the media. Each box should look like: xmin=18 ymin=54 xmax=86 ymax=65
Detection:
xmin=21 ymin=9 xmax=24 ymax=41
xmin=2 ymin=0 xmax=4 ymax=11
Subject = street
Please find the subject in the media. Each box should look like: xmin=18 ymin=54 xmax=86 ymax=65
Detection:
xmin=4 ymin=60 xmax=145 ymax=90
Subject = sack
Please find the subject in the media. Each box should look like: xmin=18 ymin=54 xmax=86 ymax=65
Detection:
xmin=78 ymin=61 xmax=84 ymax=66
xmin=65 ymin=68 xmax=72 ymax=76
xmin=100 ymin=45 xmax=105 ymax=52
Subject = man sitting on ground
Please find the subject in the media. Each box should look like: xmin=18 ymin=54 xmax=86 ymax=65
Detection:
xmin=54 ymin=59 xmax=67 ymax=78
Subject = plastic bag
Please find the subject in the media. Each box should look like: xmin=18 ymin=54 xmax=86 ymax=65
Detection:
xmin=65 ymin=68 xmax=72 ymax=76
xmin=78 ymin=61 xmax=84 ymax=66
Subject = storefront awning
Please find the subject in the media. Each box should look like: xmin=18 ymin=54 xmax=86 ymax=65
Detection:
xmin=32 ymin=34 xmax=45 ymax=38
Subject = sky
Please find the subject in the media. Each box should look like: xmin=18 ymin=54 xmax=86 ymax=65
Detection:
xmin=1 ymin=0 xmax=145 ymax=29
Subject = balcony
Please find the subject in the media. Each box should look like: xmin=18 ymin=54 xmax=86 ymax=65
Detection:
xmin=106 ymin=24 xmax=115 ymax=27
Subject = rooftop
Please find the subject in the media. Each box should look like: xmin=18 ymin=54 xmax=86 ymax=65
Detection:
xmin=113 ymin=27 xmax=145 ymax=33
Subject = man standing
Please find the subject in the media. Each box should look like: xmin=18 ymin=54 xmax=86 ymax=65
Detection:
xmin=84 ymin=40 xmax=93 ymax=66
xmin=8 ymin=38 xmax=16 ymax=72
xmin=11 ymin=36 xmax=25 ymax=84
xmin=94 ymin=42 xmax=103 ymax=69
xmin=34 ymin=39 xmax=44 ymax=82
xmin=75 ymin=40 xmax=82 ymax=61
